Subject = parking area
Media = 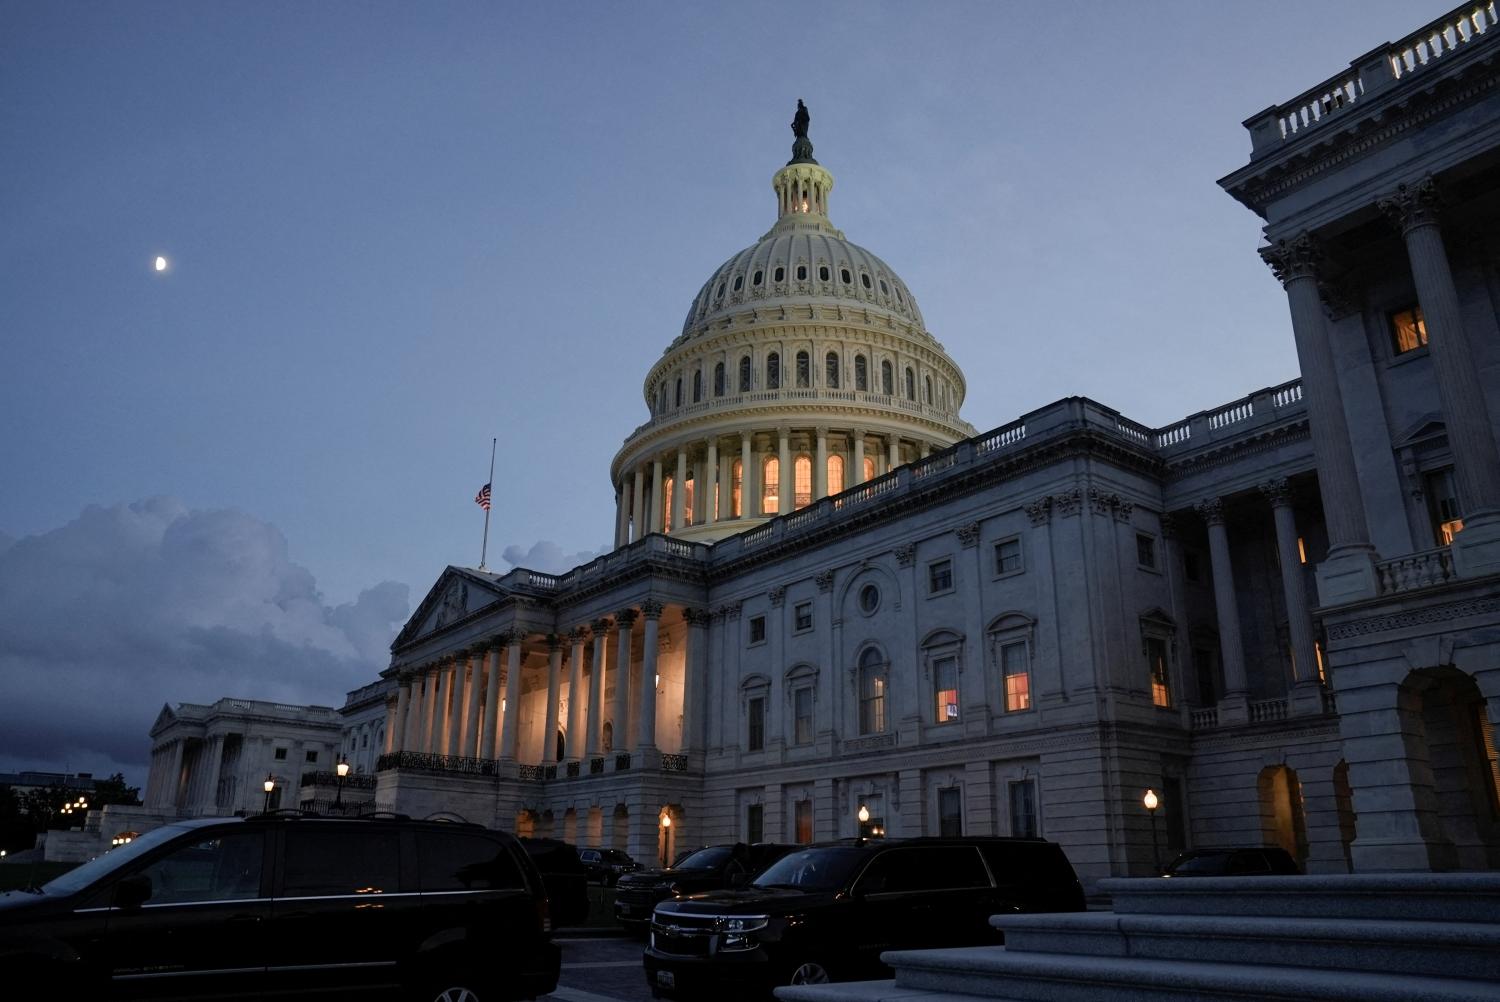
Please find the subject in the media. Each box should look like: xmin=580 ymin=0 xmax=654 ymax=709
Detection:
xmin=544 ymin=933 xmax=653 ymax=1002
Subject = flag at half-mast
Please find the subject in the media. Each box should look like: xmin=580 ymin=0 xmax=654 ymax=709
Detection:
xmin=474 ymin=483 xmax=492 ymax=511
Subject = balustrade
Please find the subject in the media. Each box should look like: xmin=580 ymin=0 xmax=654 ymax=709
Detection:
xmin=1250 ymin=698 xmax=1289 ymax=723
xmin=1377 ymin=548 xmax=1458 ymax=593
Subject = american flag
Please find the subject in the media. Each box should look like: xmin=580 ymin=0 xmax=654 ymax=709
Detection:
xmin=474 ymin=483 xmax=491 ymax=511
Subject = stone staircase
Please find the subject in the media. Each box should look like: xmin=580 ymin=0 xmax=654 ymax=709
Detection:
xmin=777 ymin=874 xmax=1500 ymax=1002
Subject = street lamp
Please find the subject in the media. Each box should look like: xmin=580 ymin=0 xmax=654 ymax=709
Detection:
xmin=1143 ymin=788 xmax=1161 ymax=873
xmin=334 ymin=754 xmax=350 ymax=813
xmin=659 ymin=810 xmax=672 ymax=867
xmin=263 ymin=774 xmax=276 ymax=814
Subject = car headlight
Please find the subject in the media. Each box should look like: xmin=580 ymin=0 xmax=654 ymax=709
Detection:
xmin=723 ymin=916 xmax=768 ymax=933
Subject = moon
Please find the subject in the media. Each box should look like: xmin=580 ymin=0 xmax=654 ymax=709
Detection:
xmin=154 ymin=256 xmax=168 ymax=272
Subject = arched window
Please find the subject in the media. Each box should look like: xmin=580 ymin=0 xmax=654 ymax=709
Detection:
xmin=858 ymin=647 xmax=887 ymax=735
xmin=659 ymin=383 xmax=668 ymax=412
xmin=924 ymin=375 xmax=933 ymax=404
xmin=905 ymin=367 xmax=916 ymax=401
xmin=733 ymin=274 xmax=743 ymax=292
xmin=675 ymin=378 xmax=683 ymax=408
xmin=864 ymin=457 xmax=876 ymax=481
xmin=602 ymin=721 xmax=614 ymax=752
xmin=796 ymin=264 xmax=807 ymax=281
xmin=693 ymin=370 xmax=702 ymax=403
xmin=794 ymin=455 xmax=812 ymax=508
xmin=662 ymin=475 xmax=674 ymax=533
xmin=683 ymin=474 xmax=695 ymax=527
xmin=762 ymin=456 xmax=780 ymax=514
xmin=818 ymin=265 xmax=830 ymax=282
xmin=774 ymin=266 xmax=785 ymax=282
xmin=795 ymin=350 xmax=810 ymax=388
xmin=714 ymin=362 xmax=725 ymax=397
xmin=825 ymin=351 xmax=840 ymax=389
xmin=855 ymin=355 xmax=868 ymax=391
xmin=766 ymin=352 xmax=781 ymax=390
xmin=827 ymin=454 xmax=844 ymax=494
xmin=753 ymin=269 xmax=763 ymax=286
xmin=881 ymin=360 xmax=893 ymax=396
xmin=732 ymin=459 xmax=743 ymax=518
xmin=739 ymin=356 xmax=752 ymax=392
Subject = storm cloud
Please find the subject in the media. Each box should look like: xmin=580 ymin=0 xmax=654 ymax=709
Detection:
xmin=0 ymin=498 xmax=409 ymax=788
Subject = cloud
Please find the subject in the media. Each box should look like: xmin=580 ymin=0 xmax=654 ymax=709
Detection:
xmin=0 ymin=498 xmax=409 ymax=790
xmin=500 ymin=540 xmax=610 ymax=575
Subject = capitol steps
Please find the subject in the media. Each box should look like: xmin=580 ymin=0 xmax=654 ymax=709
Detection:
xmin=775 ymin=874 xmax=1500 ymax=1002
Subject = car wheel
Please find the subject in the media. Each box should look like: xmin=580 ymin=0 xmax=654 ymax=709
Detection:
xmin=788 ymin=960 xmax=831 ymax=985
xmin=426 ymin=984 xmax=483 ymax=1002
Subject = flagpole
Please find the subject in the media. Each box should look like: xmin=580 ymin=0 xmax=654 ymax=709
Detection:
xmin=478 ymin=437 xmax=496 ymax=569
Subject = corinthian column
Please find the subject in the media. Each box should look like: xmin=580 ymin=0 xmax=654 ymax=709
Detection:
xmin=391 ymin=674 xmax=411 ymax=753
xmin=587 ymin=619 xmax=610 ymax=756
xmin=612 ymin=609 xmax=637 ymax=752
xmin=852 ymin=428 xmax=866 ymax=484
xmin=636 ymin=600 xmax=663 ymax=753
xmin=460 ymin=648 xmax=483 ymax=758
xmin=403 ymin=667 xmax=426 ymax=753
xmin=479 ymin=642 xmax=501 ymax=760
xmin=632 ymin=464 xmax=646 ymax=542
xmin=682 ymin=608 xmax=711 ymax=755
xmin=1261 ymin=479 xmax=1324 ymax=716
xmin=778 ymin=425 xmax=792 ymax=515
xmin=814 ymin=426 xmax=828 ymax=499
xmin=1261 ymin=234 xmax=1379 ymax=603
xmin=543 ymin=635 xmax=563 ymax=764
xmin=651 ymin=458 xmax=665 ymax=534
xmin=705 ymin=438 xmax=719 ymax=524
xmin=566 ymin=628 xmax=587 ymax=762
xmin=1198 ymin=499 xmax=1249 ymax=704
xmin=500 ymin=634 xmax=522 ymax=761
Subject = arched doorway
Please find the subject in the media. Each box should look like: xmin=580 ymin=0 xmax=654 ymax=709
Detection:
xmin=1257 ymin=765 xmax=1309 ymax=866
xmin=1404 ymin=667 xmax=1500 ymax=868
xmin=612 ymin=803 xmax=629 ymax=852
xmin=556 ymin=728 xmax=566 ymax=763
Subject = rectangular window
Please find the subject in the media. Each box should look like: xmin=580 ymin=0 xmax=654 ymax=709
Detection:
xmin=934 ymin=655 xmax=959 ymax=723
xmin=793 ymin=601 xmax=813 ymax=632
xmin=860 ymin=664 xmax=886 ymax=735
xmin=1009 ymin=780 xmax=1038 ymax=838
xmin=1390 ymin=305 xmax=1428 ymax=354
xmin=284 ymin=829 xmax=400 ymax=897
xmin=305 ymin=750 xmax=318 ymax=764
xmin=749 ymin=615 xmax=766 ymax=644
xmin=1001 ymin=641 xmax=1031 ymax=712
xmin=1147 ymin=636 xmax=1172 ymax=707
xmin=274 ymin=748 xmax=288 ymax=761
xmin=1425 ymin=467 xmax=1464 ymax=545
xmin=938 ymin=786 xmax=963 ymax=837
xmin=747 ymin=802 xmax=764 ymax=843
xmin=928 ymin=559 xmax=954 ymax=594
xmin=994 ymin=537 xmax=1022 ymax=575
xmin=794 ymin=687 xmax=813 ymax=745
xmin=748 ymin=696 xmax=765 ymax=752
xmin=794 ymin=799 xmax=813 ymax=844
xmin=1194 ymin=647 xmax=1218 ymax=705
xmin=1136 ymin=534 xmax=1157 ymax=570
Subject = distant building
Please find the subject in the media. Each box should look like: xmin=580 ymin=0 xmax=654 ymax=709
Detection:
xmin=0 ymin=771 xmax=99 ymax=798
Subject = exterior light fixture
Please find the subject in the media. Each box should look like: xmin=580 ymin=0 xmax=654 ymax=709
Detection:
xmin=660 ymin=811 xmax=672 ymax=829
xmin=263 ymin=774 xmax=276 ymax=814
xmin=1143 ymin=788 xmax=1161 ymax=873
xmin=333 ymin=753 xmax=350 ymax=812
xmin=857 ymin=804 xmax=870 ymax=823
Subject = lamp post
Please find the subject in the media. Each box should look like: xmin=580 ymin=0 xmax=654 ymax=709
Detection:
xmin=1143 ymin=788 xmax=1161 ymax=874
xmin=334 ymin=754 xmax=350 ymax=813
xmin=262 ymin=774 xmax=276 ymax=814
xmin=857 ymin=803 xmax=870 ymax=838
xmin=659 ymin=810 xmax=672 ymax=867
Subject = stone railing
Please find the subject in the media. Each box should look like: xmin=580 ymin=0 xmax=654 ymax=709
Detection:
xmin=1189 ymin=707 xmax=1219 ymax=730
xmin=1151 ymin=379 xmax=1303 ymax=457
xmin=342 ymin=679 xmax=391 ymax=708
xmin=375 ymin=751 xmax=497 ymax=776
xmin=1250 ymin=698 xmax=1289 ymax=724
xmin=661 ymin=753 xmax=688 ymax=772
xmin=1390 ymin=2 xmax=1498 ymax=79
xmin=1377 ymin=547 xmax=1458 ymax=594
xmin=300 ymin=770 xmax=377 ymax=790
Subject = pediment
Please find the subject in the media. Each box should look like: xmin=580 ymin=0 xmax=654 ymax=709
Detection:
xmin=391 ymin=566 xmax=509 ymax=650
xmin=149 ymin=703 xmax=177 ymax=737
xmin=1394 ymin=414 xmax=1445 ymax=449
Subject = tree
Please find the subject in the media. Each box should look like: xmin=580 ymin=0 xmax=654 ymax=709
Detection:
xmin=91 ymin=773 xmax=141 ymax=807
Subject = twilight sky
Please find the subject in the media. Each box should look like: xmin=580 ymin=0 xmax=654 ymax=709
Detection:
xmin=1 ymin=1 xmax=1434 ymax=788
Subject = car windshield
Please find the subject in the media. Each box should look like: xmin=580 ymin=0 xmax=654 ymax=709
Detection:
xmin=1166 ymin=853 xmax=1229 ymax=875
xmin=752 ymin=847 xmax=868 ymax=891
xmin=672 ymin=846 xmax=731 ymax=870
xmin=40 ymin=824 xmax=196 ymax=895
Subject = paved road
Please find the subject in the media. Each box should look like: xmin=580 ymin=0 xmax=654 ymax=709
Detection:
xmin=543 ymin=933 xmax=656 ymax=1002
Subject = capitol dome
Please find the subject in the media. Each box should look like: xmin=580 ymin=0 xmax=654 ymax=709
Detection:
xmin=609 ymin=104 xmax=974 ymax=545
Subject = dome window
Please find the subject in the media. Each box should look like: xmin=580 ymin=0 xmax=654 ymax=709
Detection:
xmin=739 ymin=356 xmax=752 ymax=392
xmin=796 ymin=265 xmax=807 ymax=281
xmin=818 ymin=265 xmax=830 ymax=282
xmin=774 ymin=266 xmax=786 ymax=283
xmin=861 ymin=272 xmax=871 ymax=289
xmin=795 ymin=350 xmax=810 ymax=388
xmin=714 ymin=362 xmax=726 ymax=397
xmin=715 ymin=282 xmax=726 ymax=300
xmin=879 ymin=279 xmax=889 ymax=296
xmin=925 ymin=375 xmax=933 ymax=404
xmin=905 ymin=367 xmax=916 ymax=401
xmin=895 ymin=287 xmax=904 ymax=305
xmin=855 ymin=355 xmax=868 ymax=391
xmin=675 ymin=378 xmax=683 ymax=408
xmin=733 ymin=275 xmax=744 ymax=292
xmin=753 ymin=270 xmax=763 ymax=286
xmin=881 ymin=360 xmax=894 ymax=396
xmin=826 ymin=351 xmax=840 ymax=389
xmin=693 ymin=370 xmax=703 ymax=403
xmin=767 ymin=352 xmax=781 ymax=390
xmin=840 ymin=268 xmax=852 ymax=285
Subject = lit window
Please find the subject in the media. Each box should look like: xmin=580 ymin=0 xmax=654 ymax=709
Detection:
xmin=995 ymin=538 xmax=1022 ymax=575
xmin=1314 ymin=640 xmax=1326 ymax=684
xmin=794 ymin=455 xmax=812 ymax=508
xmin=731 ymin=459 xmax=743 ymax=518
xmin=1390 ymin=306 xmax=1428 ymax=354
xmin=794 ymin=688 xmax=813 ymax=745
xmin=1297 ymin=536 xmax=1307 ymax=564
xmin=683 ymin=474 xmax=695 ymax=527
xmin=762 ymin=456 xmax=780 ymax=514
xmin=881 ymin=360 xmax=893 ymax=396
xmin=855 ymin=355 xmax=868 ymax=391
xmin=748 ymin=696 xmax=765 ymax=751
xmin=928 ymin=559 xmax=953 ymax=594
xmin=826 ymin=351 xmax=840 ymax=389
xmin=934 ymin=655 xmax=959 ymax=723
xmin=662 ymin=476 xmax=674 ymax=533
xmin=766 ymin=352 xmax=781 ymax=389
xmin=859 ymin=647 xmax=886 ymax=734
xmin=1137 ymin=534 xmax=1157 ymax=570
xmin=1425 ymin=467 xmax=1464 ymax=545
xmin=749 ymin=615 xmax=766 ymax=645
xmin=794 ymin=602 xmax=813 ymax=632
xmin=827 ymin=454 xmax=844 ymax=494
xmin=1147 ymin=636 xmax=1171 ymax=707
xmin=794 ymin=799 xmax=813 ymax=843
xmin=795 ymin=350 xmax=810 ymax=388
xmin=1001 ymin=641 xmax=1030 ymax=712
xmin=863 ymin=457 xmax=875 ymax=481
xmin=739 ymin=356 xmax=752 ymax=392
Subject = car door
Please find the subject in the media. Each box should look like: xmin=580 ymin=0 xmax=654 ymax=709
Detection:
xmin=916 ymin=844 xmax=1001 ymax=947
xmin=102 ymin=827 xmax=271 ymax=1000
xmin=846 ymin=847 xmax=940 ymax=976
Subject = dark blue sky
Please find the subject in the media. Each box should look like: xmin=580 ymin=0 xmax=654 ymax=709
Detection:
xmin=0 ymin=1 xmax=1433 ymax=785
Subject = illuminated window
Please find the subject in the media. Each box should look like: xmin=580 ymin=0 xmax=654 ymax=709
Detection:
xmin=794 ymin=455 xmax=812 ymax=508
xmin=731 ymin=459 xmax=743 ymax=517
xmin=881 ymin=360 xmax=893 ymax=395
xmin=905 ymin=367 xmax=916 ymax=401
xmin=692 ymin=370 xmax=702 ymax=403
xmin=863 ymin=457 xmax=875 ymax=481
xmin=1425 ymin=467 xmax=1464 ymax=545
xmin=1147 ymin=636 xmax=1171 ymax=707
xmin=739 ymin=355 xmax=752 ymax=392
xmin=858 ymin=648 xmax=887 ymax=734
xmin=1314 ymin=640 xmax=1326 ymax=684
xmin=827 ymin=454 xmax=844 ymax=494
xmin=855 ymin=355 xmax=868 ymax=391
xmin=1297 ymin=536 xmax=1307 ymax=564
xmin=796 ymin=350 xmax=810 ymax=388
xmin=934 ymin=655 xmax=959 ymax=723
xmin=714 ymin=362 xmax=725 ymax=397
xmin=766 ymin=352 xmax=780 ymax=389
xmin=1390 ymin=306 xmax=1428 ymax=355
xmin=1000 ymin=641 xmax=1030 ymax=711
xmin=794 ymin=799 xmax=813 ymax=843
xmin=826 ymin=351 xmax=840 ymax=388
xmin=762 ymin=456 xmax=780 ymax=514
xmin=662 ymin=476 xmax=674 ymax=533
xmin=683 ymin=475 xmax=695 ymax=527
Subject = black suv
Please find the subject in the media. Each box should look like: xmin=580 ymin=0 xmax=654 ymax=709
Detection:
xmin=0 ymin=813 xmax=560 ymax=1001
xmin=644 ymin=836 xmax=1085 ymax=998
xmin=1163 ymin=846 xmax=1302 ymax=876
xmin=519 ymin=836 xmax=591 ymax=927
xmin=578 ymin=846 xmax=639 ymax=886
xmin=614 ymin=842 xmax=794 ymax=932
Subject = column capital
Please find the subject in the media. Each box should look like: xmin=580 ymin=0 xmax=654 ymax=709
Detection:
xmin=569 ymin=626 xmax=590 ymax=644
xmin=640 ymin=599 xmax=665 ymax=621
xmin=591 ymin=616 xmax=615 ymax=634
xmin=1196 ymin=498 xmax=1226 ymax=526
xmin=768 ymin=585 xmax=786 ymax=608
xmin=1259 ymin=477 xmax=1294 ymax=507
xmin=615 ymin=608 xmax=639 ymax=628
xmin=716 ymin=601 xmax=743 ymax=621
xmin=683 ymin=608 xmax=712 ymax=628
xmin=776 ymin=423 xmax=791 ymax=439
xmin=850 ymin=425 xmax=867 ymax=439
xmin=815 ymin=424 xmax=829 ymax=437
xmin=894 ymin=542 xmax=916 ymax=566
xmin=740 ymin=429 xmax=753 ymax=445
xmin=815 ymin=569 xmax=835 ymax=592
xmin=1259 ymin=232 xmax=1322 ymax=286
xmin=545 ymin=633 xmax=564 ymax=652
xmin=956 ymin=521 xmax=981 ymax=547
xmin=1377 ymin=175 xmax=1441 ymax=234
xmin=1025 ymin=495 xmax=1053 ymax=525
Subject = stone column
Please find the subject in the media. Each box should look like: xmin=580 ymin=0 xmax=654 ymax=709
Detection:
xmin=1262 ymin=479 xmax=1323 ymax=715
xmin=705 ymin=438 xmax=719 ymax=524
xmin=814 ymin=426 xmax=828 ymax=499
xmin=672 ymin=448 xmax=688 ymax=531
xmin=887 ymin=433 xmax=901 ymax=472
xmin=1198 ymin=500 xmax=1250 ymax=715
xmin=852 ymin=428 xmax=866 ymax=484
xmin=566 ymin=628 xmax=588 ymax=762
xmin=165 ymin=739 xmax=185 ymax=810
xmin=612 ymin=609 xmax=637 ymax=752
xmin=920 ymin=441 xmax=931 ymax=459
xmin=615 ymin=482 xmax=630 ymax=548
xmin=391 ymin=675 xmax=411 ymax=753
xmin=480 ymin=642 xmax=502 ymax=760
xmin=421 ymin=663 xmax=441 ymax=754
xmin=1379 ymin=178 xmax=1500 ymax=576
xmin=1261 ymin=234 xmax=1379 ymax=602
xmin=404 ymin=668 xmax=425 ymax=753
xmin=460 ymin=649 xmax=483 ymax=758
xmin=500 ymin=636 xmax=523 ymax=761
xmin=543 ymin=635 xmax=563 ymax=764
xmin=587 ymin=619 xmax=611 ymax=756
xmin=636 ymin=601 xmax=663 ymax=753
xmin=201 ymin=735 xmax=225 ymax=813
xmin=683 ymin=608 xmax=710 ymax=755
xmin=444 ymin=654 xmax=464 ymax=757
xmin=740 ymin=432 xmax=753 ymax=517
xmin=632 ymin=464 xmax=647 ymax=542
xmin=651 ymin=458 xmax=665 ymax=535
xmin=427 ymin=657 xmax=449 ymax=755
xmin=778 ymin=425 xmax=792 ymax=515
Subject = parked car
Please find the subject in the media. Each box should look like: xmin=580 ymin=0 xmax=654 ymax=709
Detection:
xmin=578 ymin=846 xmax=639 ymax=886
xmin=614 ymin=842 xmax=794 ymax=933
xmin=0 ymin=813 xmax=559 ymax=1000
xmin=644 ymin=836 xmax=1085 ymax=998
xmin=1162 ymin=846 xmax=1302 ymax=876
xmin=518 ymin=836 xmax=591 ymax=928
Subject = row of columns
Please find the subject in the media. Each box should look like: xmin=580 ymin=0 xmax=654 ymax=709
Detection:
xmin=614 ymin=427 xmax=940 ymax=545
